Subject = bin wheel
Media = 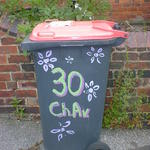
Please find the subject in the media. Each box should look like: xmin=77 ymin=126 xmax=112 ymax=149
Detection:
xmin=87 ymin=141 xmax=110 ymax=150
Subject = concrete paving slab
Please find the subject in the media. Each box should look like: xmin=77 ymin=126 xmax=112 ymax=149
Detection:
xmin=0 ymin=115 xmax=150 ymax=150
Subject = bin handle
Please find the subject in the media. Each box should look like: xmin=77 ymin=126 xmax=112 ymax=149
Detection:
xmin=92 ymin=21 xmax=128 ymax=38
xmin=37 ymin=32 xmax=55 ymax=38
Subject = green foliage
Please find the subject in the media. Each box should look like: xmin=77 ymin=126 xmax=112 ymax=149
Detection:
xmin=103 ymin=53 xmax=143 ymax=129
xmin=1 ymin=0 xmax=111 ymax=37
xmin=10 ymin=98 xmax=25 ymax=119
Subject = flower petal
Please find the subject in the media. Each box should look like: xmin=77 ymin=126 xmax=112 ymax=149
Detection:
xmin=88 ymin=94 xmax=92 ymax=102
xmin=43 ymin=64 xmax=49 ymax=72
xmin=91 ymin=47 xmax=95 ymax=52
xmin=38 ymin=60 xmax=43 ymax=65
xmin=49 ymin=64 xmax=54 ymax=69
xmin=97 ymin=58 xmax=101 ymax=64
xmin=86 ymin=52 xmax=92 ymax=56
xmin=46 ymin=50 xmax=52 ymax=58
xmin=91 ymin=57 xmax=95 ymax=63
xmin=63 ymin=121 xmax=71 ymax=128
xmin=51 ymin=129 xmax=61 ymax=134
xmin=93 ymin=91 xmax=97 ymax=98
xmin=58 ymin=134 xmax=63 ymax=141
xmin=85 ymin=82 xmax=89 ymax=89
xmin=99 ymin=53 xmax=105 ymax=57
xmin=97 ymin=48 xmax=103 ymax=53
xmin=50 ymin=57 xmax=57 ymax=62
xmin=93 ymin=85 xmax=100 ymax=91
xmin=38 ymin=52 xmax=43 ymax=59
xmin=90 ymin=81 xmax=94 ymax=87
xmin=66 ymin=130 xmax=75 ymax=135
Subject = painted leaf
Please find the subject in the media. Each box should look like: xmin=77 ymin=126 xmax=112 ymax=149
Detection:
xmin=49 ymin=64 xmax=54 ymax=69
xmin=63 ymin=120 xmax=71 ymax=128
xmin=90 ymin=81 xmax=94 ymax=87
xmin=58 ymin=134 xmax=63 ymax=141
xmin=93 ymin=85 xmax=100 ymax=91
xmin=46 ymin=50 xmax=52 ymax=58
xmin=51 ymin=129 xmax=61 ymax=134
xmin=97 ymin=58 xmax=101 ymax=64
xmin=38 ymin=60 xmax=43 ymax=65
xmin=86 ymin=52 xmax=92 ymax=56
xmin=38 ymin=52 xmax=43 ymax=59
xmin=91 ymin=47 xmax=95 ymax=52
xmin=66 ymin=130 xmax=75 ymax=135
xmin=91 ymin=57 xmax=95 ymax=63
xmin=97 ymin=48 xmax=103 ymax=53
xmin=88 ymin=94 xmax=92 ymax=102
xmin=85 ymin=82 xmax=89 ymax=89
xmin=65 ymin=57 xmax=69 ymax=61
xmin=93 ymin=91 xmax=97 ymax=98
xmin=43 ymin=64 xmax=48 ymax=72
xmin=99 ymin=53 xmax=105 ymax=57
xmin=50 ymin=57 xmax=57 ymax=62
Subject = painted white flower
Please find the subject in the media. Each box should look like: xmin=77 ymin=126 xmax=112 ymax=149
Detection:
xmin=50 ymin=120 xmax=75 ymax=142
xmin=86 ymin=47 xmax=105 ymax=64
xmin=37 ymin=50 xmax=57 ymax=72
xmin=83 ymin=81 xmax=100 ymax=102
xmin=65 ymin=56 xmax=74 ymax=64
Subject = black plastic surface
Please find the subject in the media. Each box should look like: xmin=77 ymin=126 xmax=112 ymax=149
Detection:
xmin=33 ymin=45 xmax=111 ymax=150
xmin=21 ymin=36 xmax=125 ymax=51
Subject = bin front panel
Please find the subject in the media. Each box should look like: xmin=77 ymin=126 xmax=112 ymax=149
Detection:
xmin=34 ymin=45 xmax=111 ymax=150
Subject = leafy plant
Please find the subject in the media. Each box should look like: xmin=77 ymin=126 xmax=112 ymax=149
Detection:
xmin=0 ymin=0 xmax=111 ymax=38
xmin=11 ymin=98 xmax=25 ymax=119
xmin=103 ymin=52 xmax=143 ymax=129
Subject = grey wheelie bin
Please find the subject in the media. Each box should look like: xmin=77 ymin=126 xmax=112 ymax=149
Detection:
xmin=21 ymin=20 xmax=128 ymax=150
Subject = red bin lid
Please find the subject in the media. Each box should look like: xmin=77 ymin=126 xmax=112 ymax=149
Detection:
xmin=30 ymin=20 xmax=128 ymax=41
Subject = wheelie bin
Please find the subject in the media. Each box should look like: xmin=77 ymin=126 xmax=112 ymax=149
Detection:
xmin=21 ymin=20 xmax=128 ymax=150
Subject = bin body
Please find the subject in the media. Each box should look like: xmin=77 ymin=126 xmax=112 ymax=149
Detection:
xmin=21 ymin=20 xmax=128 ymax=150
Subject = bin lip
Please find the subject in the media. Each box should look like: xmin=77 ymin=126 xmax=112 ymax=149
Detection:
xmin=29 ymin=20 xmax=128 ymax=42
xmin=21 ymin=35 xmax=126 ymax=51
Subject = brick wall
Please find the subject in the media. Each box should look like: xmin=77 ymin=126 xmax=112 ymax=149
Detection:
xmin=0 ymin=28 xmax=150 ymax=117
xmin=110 ymin=0 xmax=150 ymax=21
xmin=0 ymin=31 xmax=39 ymax=113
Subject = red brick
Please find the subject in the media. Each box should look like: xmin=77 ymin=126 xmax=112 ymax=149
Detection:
xmin=0 ymin=99 xmax=4 ymax=105
xmin=0 ymin=107 xmax=15 ymax=113
xmin=19 ymin=81 xmax=37 ymax=88
xmin=125 ymin=62 xmax=150 ymax=69
xmin=16 ymin=90 xmax=37 ymax=97
xmin=5 ymin=98 xmax=25 ymax=105
xmin=0 ymin=73 xmax=10 ymax=81
xmin=105 ymin=97 xmax=113 ymax=104
xmin=0 ymin=31 xmax=5 ymax=37
xmin=25 ymin=107 xmax=39 ymax=113
xmin=0 ymin=46 xmax=18 ymax=54
xmin=0 ymin=91 xmax=15 ymax=97
xmin=0 ymin=82 xmax=6 ymax=89
xmin=106 ymin=89 xmax=111 ymax=96
xmin=7 ymin=82 xmax=17 ymax=90
xmin=137 ymin=88 xmax=150 ymax=96
xmin=112 ymin=52 xmax=138 ymax=61
xmin=0 ymin=55 xmax=7 ymax=64
xmin=141 ymin=104 xmax=150 ymax=112
xmin=0 ymin=65 xmax=20 ymax=72
xmin=1 ymin=37 xmax=16 ymax=45
xmin=8 ymin=55 xmax=30 ymax=63
xmin=110 ymin=62 xmax=124 ymax=69
xmin=140 ymin=52 xmax=150 ymax=60
xmin=12 ymin=73 xmax=34 ymax=80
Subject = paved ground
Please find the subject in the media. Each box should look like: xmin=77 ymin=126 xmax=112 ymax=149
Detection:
xmin=0 ymin=115 xmax=150 ymax=150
